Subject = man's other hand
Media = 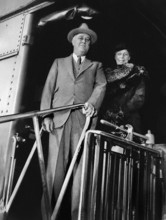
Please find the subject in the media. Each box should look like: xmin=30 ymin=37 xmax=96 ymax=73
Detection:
xmin=42 ymin=117 xmax=54 ymax=132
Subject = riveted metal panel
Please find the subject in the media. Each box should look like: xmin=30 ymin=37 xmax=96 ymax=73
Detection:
xmin=0 ymin=0 xmax=54 ymax=18
xmin=0 ymin=57 xmax=18 ymax=115
xmin=0 ymin=13 xmax=34 ymax=215
xmin=0 ymin=14 xmax=25 ymax=60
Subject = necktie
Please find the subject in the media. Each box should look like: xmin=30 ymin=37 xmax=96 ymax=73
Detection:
xmin=76 ymin=57 xmax=81 ymax=71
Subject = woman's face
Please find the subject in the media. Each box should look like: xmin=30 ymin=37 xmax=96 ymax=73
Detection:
xmin=115 ymin=49 xmax=130 ymax=65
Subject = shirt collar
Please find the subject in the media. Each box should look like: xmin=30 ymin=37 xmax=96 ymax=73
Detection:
xmin=73 ymin=53 xmax=85 ymax=63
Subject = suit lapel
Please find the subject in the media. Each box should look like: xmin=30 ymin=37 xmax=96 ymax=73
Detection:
xmin=77 ymin=58 xmax=93 ymax=77
xmin=64 ymin=55 xmax=93 ymax=79
xmin=64 ymin=54 xmax=75 ymax=80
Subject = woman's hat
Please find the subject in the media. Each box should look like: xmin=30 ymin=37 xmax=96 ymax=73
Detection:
xmin=114 ymin=43 xmax=132 ymax=55
xmin=67 ymin=23 xmax=97 ymax=44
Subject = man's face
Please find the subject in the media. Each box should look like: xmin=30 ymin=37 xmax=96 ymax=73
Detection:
xmin=72 ymin=33 xmax=91 ymax=56
xmin=115 ymin=49 xmax=130 ymax=65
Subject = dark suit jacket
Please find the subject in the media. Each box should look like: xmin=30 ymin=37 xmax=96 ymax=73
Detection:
xmin=40 ymin=54 xmax=107 ymax=128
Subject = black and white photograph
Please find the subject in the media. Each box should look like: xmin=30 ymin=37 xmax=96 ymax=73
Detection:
xmin=0 ymin=0 xmax=166 ymax=219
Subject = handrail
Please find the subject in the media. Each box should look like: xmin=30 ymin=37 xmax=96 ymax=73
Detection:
xmin=0 ymin=103 xmax=84 ymax=124
xmin=82 ymin=130 xmax=159 ymax=154
xmin=2 ymin=103 xmax=84 ymax=216
xmin=100 ymin=119 xmax=148 ymax=140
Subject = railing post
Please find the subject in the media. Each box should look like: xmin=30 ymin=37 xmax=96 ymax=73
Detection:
xmin=32 ymin=116 xmax=51 ymax=220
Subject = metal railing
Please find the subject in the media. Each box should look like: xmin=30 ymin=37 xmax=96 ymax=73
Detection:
xmin=0 ymin=105 xmax=164 ymax=220
xmin=78 ymin=130 xmax=163 ymax=220
xmin=0 ymin=103 xmax=84 ymax=220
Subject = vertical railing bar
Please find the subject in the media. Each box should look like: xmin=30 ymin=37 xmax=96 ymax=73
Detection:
xmin=91 ymin=134 xmax=101 ymax=220
xmin=104 ymin=141 xmax=112 ymax=220
xmin=152 ymin=157 xmax=156 ymax=220
xmin=149 ymin=155 xmax=153 ymax=219
xmin=33 ymin=116 xmax=51 ymax=220
xmin=100 ymin=140 xmax=107 ymax=220
xmin=111 ymin=153 xmax=117 ymax=220
xmin=117 ymin=155 xmax=122 ymax=220
xmin=5 ymin=159 xmax=16 ymax=207
xmin=143 ymin=151 xmax=148 ymax=220
xmin=78 ymin=131 xmax=91 ymax=220
xmin=147 ymin=153 xmax=151 ymax=220
xmin=122 ymin=158 xmax=127 ymax=220
xmin=129 ymin=152 xmax=134 ymax=219
xmin=5 ymin=136 xmax=17 ymax=207
xmin=5 ymin=128 xmax=43 ymax=212
xmin=135 ymin=150 xmax=141 ymax=220
xmin=126 ymin=151 xmax=131 ymax=220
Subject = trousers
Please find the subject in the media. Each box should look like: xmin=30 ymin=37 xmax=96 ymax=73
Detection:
xmin=41 ymin=110 xmax=86 ymax=220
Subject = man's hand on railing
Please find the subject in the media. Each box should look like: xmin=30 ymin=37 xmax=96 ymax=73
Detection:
xmin=82 ymin=102 xmax=96 ymax=117
xmin=42 ymin=117 xmax=54 ymax=133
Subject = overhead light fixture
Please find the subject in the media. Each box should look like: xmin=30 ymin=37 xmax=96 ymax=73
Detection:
xmin=38 ymin=5 xmax=99 ymax=26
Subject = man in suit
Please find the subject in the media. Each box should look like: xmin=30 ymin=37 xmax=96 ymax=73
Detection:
xmin=40 ymin=23 xmax=106 ymax=220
